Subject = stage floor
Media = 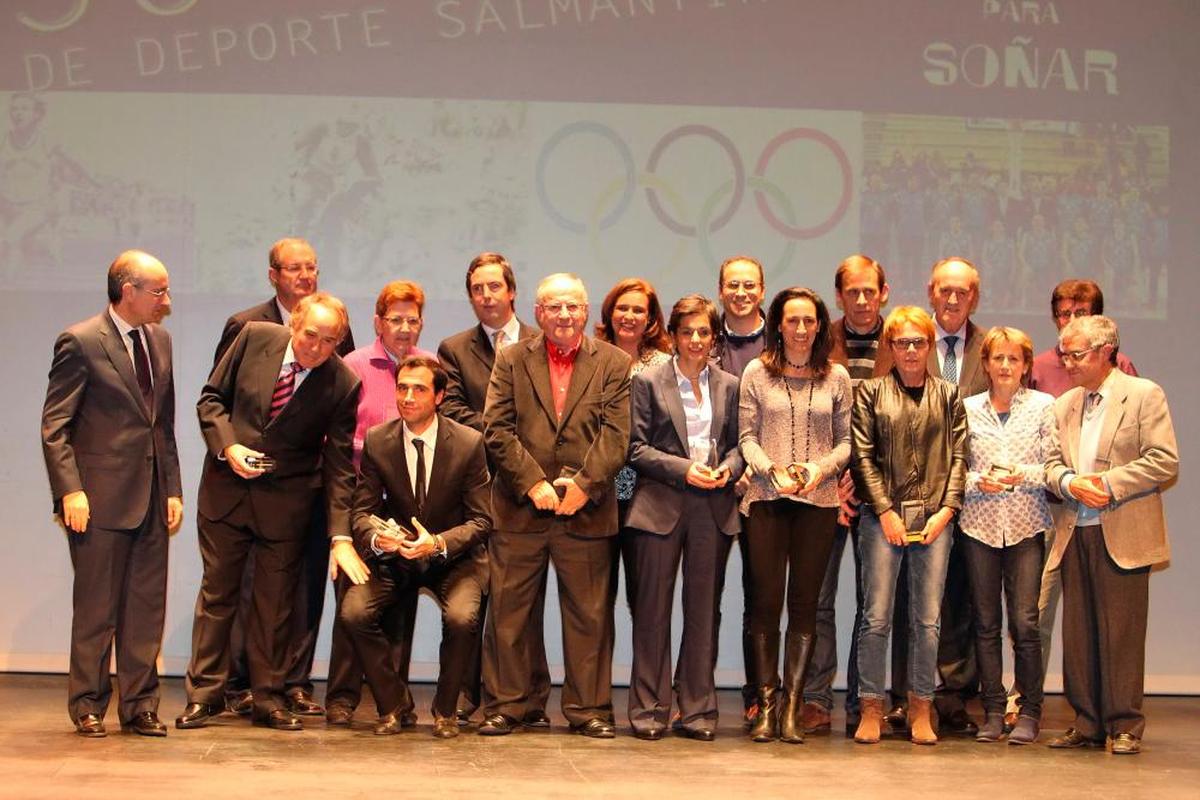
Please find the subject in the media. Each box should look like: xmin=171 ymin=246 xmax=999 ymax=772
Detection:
xmin=1 ymin=674 xmax=1195 ymax=799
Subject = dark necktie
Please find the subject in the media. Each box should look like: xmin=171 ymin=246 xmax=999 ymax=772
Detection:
xmin=942 ymin=335 xmax=959 ymax=383
xmin=412 ymin=438 xmax=427 ymax=512
xmin=1085 ymin=391 xmax=1102 ymax=415
xmin=269 ymin=362 xmax=301 ymax=422
xmin=128 ymin=329 xmax=153 ymax=407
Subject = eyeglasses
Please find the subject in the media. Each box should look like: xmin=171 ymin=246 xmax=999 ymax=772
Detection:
xmin=276 ymin=262 xmax=319 ymax=276
xmin=135 ymin=284 xmax=171 ymax=298
xmin=1059 ymin=345 xmax=1100 ymax=364
xmin=539 ymin=302 xmax=584 ymax=316
xmin=890 ymin=337 xmax=929 ymax=351
xmin=382 ymin=315 xmax=421 ymax=328
xmin=1054 ymin=308 xmax=1092 ymax=321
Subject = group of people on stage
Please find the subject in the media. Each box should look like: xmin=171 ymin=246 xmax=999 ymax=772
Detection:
xmin=41 ymin=241 xmax=1176 ymax=756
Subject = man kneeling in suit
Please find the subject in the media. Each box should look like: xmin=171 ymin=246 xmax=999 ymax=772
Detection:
xmin=338 ymin=356 xmax=492 ymax=737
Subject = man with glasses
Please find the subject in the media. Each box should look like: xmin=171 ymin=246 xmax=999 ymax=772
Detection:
xmin=42 ymin=250 xmax=182 ymax=738
xmin=926 ymin=257 xmax=989 ymax=737
xmin=1030 ymin=280 xmax=1138 ymax=397
xmin=1045 ymin=315 xmax=1176 ymax=755
xmin=209 ymin=237 xmax=355 ymax=719
xmin=710 ymin=255 xmax=768 ymax=727
xmin=478 ymin=273 xmax=631 ymax=738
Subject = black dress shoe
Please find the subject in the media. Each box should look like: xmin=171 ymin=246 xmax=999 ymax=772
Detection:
xmin=633 ymin=727 xmax=664 ymax=741
xmin=175 ymin=703 xmax=221 ymax=730
xmin=325 ymin=705 xmax=354 ymax=726
xmin=477 ymin=714 xmax=519 ymax=736
xmin=522 ymin=709 xmax=551 ymax=728
xmin=225 ymin=689 xmax=253 ymax=716
xmin=571 ymin=718 xmax=616 ymax=739
xmin=1048 ymin=727 xmax=1105 ymax=749
xmin=456 ymin=709 xmax=472 ymax=727
xmin=940 ymin=708 xmax=979 ymax=737
xmin=285 ymin=689 xmax=324 ymax=716
xmin=256 ymin=709 xmax=303 ymax=731
xmin=883 ymin=704 xmax=908 ymax=733
xmin=401 ymin=711 xmax=418 ymax=728
xmin=1110 ymin=733 xmax=1141 ymax=755
xmin=679 ymin=727 xmax=715 ymax=742
xmin=432 ymin=716 xmax=459 ymax=739
xmin=75 ymin=713 xmax=107 ymax=738
xmin=374 ymin=713 xmax=407 ymax=736
xmin=122 ymin=711 xmax=167 ymax=737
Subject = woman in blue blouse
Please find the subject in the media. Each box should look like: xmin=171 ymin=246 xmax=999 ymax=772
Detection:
xmin=960 ymin=327 xmax=1055 ymax=745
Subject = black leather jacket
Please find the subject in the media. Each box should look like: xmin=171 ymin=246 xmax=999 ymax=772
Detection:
xmin=850 ymin=370 xmax=967 ymax=518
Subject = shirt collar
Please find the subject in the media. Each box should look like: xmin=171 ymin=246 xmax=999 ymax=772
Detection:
xmin=722 ymin=312 xmax=765 ymax=342
xmin=934 ymin=320 xmax=967 ymax=343
xmin=275 ymin=298 xmax=292 ymax=326
xmin=370 ymin=336 xmax=400 ymax=365
xmin=282 ymin=341 xmax=305 ymax=373
xmin=672 ymin=355 xmax=710 ymax=386
xmin=403 ymin=415 xmax=438 ymax=448
xmin=482 ymin=314 xmax=522 ymax=346
xmin=107 ymin=305 xmax=140 ymax=338
xmin=545 ymin=336 xmax=581 ymax=366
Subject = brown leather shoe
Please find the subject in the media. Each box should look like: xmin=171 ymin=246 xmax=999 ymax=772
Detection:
xmin=433 ymin=716 xmax=459 ymax=739
xmin=121 ymin=711 xmax=167 ymax=737
xmin=854 ymin=698 xmax=883 ymax=744
xmin=285 ymin=688 xmax=324 ymax=716
xmin=75 ymin=713 xmax=107 ymax=738
xmin=325 ymin=705 xmax=354 ymax=726
xmin=225 ymin=689 xmax=253 ymax=716
xmin=1049 ymin=727 xmax=1105 ymax=749
xmin=1110 ymin=733 xmax=1141 ymax=755
xmin=801 ymin=701 xmax=831 ymax=735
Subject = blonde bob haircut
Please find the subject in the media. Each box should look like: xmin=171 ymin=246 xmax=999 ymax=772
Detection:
xmin=882 ymin=305 xmax=935 ymax=347
xmin=980 ymin=326 xmax=1034 ymax=387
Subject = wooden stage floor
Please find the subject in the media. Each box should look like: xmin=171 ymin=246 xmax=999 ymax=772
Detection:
xmin=0 ymin=674 xmax=1195 ymax=799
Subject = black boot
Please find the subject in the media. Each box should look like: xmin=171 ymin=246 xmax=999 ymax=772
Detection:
xmin=748 ymin=632 xmax=780 ymax=743
xmin=779 ymin=632 xmax=815 ymax=744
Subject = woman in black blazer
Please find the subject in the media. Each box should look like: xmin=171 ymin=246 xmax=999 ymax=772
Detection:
xmin=624 ymin=294 xmax=745 ymax=741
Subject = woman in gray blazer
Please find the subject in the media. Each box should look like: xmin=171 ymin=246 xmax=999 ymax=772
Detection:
xmin=625 ymin=294 xmax=744 ymax=741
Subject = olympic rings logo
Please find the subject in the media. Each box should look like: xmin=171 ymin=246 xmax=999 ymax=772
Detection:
xmin=535 ymin=122 xmax=853 ymax=269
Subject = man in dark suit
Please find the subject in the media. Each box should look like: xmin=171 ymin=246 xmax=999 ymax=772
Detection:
xmin=339 ymin=357 xmax=491 ymax=738
xmin=177 ymin=292 xmax=363 ymax=731
xmin=1045 ymin=315 xmax=1177 ymax=755
xmin=926 ymin=256 xmax=989 ymax=735
xmin=436 ymin=251 xmax=548 ymax=726
xmin=478 ymin=273 xmax=631 ymax=738
xmin=41 ymin=250 xmax=182 ymax=737
xmin=212 ymin=237 xmax=354 ymax=718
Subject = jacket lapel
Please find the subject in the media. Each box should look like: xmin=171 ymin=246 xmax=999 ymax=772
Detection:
xmin=709 ymin=369 xmax=730 ymax=446
xmin=425 ymin=416 xmax=453 ymax=512
xmin=1064 ymin=389 xmax=1084 ymax=469
xmin=259 ymin=333 xmax=290 ymax=428
xmin=145 ymin=325 xmax=169 ymax=423
xmin=468 ymin=325 xmax=495 ymax=373
xmin=523 ymin=336 xmax=560 ymax=429
xmin=100 ymin=313 xmax=150 ymax=422
xmin=557 ymin=338 xmax=599 ymax=431
xmin=659 ymin=361 xmax=689 ymax=453
xmin=1096 ymin=373 xmax=1128 ymax=465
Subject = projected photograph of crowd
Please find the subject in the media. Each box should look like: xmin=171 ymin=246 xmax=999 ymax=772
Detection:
xmin=859 ymin=115 xmax=1168 ymax=319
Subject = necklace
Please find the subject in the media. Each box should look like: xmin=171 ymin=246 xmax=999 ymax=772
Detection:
xmin=784 ymin=355 xmax=809 ymax=372
xmin=784 ymin=375 xmax=815 ymax=465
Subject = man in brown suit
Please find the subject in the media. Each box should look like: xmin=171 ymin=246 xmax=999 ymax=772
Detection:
xmin=478 ymin=273 xmax=631 ymax=738
xmin=1045 ymin=315 xmax=1177 ymax=755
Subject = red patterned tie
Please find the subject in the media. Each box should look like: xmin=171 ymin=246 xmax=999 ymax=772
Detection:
xmin=269 ymin=362 xmax=302 ymax=422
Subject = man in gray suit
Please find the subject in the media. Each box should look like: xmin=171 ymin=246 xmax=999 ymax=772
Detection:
xmin=41 ymin=250 xmax=182 ymax=737
xmin=1045 ymin=315 xmax=1177 ymax=755
xmin=478 ymin=273 xmax=631 ymax=738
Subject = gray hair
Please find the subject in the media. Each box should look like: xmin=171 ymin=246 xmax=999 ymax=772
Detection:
xmin=535 ymin=272 xmax=588 ymax=304
xmin=1060 ymin=314 xmax=1120 ymax=364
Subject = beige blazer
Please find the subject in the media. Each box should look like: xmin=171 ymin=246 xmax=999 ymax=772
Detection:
xmin=1045 ymin=369 xmax=1178 ymax=571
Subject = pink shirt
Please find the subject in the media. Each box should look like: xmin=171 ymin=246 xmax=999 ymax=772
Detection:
xmin=343 ymin=337 xmax=436 ymax=466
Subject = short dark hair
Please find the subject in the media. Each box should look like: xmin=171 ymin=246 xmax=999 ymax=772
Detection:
xmin=761 ymin=287 xmax=833 ymax=379
xmin=834 ymin=253 xmax=887 ymax=293
xmin=1050 ymin=279 xmax=1104 ymax=317
xmin=396 ymin=355 xmax=448 ymax=395
xmin=594 ymin=277 xmax=671 ymax=354
xmin=718 ymin=255 xmax=764 ymax=289
xmin=667 ymin=294 xmax=721 ymax=341
xmin=106 ymin=252 xmax=139 ymax=303
xmin=465 ymin=252 xmax=517 ymax=303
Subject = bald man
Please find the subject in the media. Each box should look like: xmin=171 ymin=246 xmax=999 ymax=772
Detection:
xmin=42 ymin=250 xmax=183 ymax=737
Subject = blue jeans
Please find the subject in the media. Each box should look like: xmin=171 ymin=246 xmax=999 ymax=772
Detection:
xmin=855 ymin=509 xmax=953 ymax=701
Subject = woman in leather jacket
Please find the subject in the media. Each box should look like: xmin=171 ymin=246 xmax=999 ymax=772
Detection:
xmin=849 ymin=305 xmax=966 ymax=746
